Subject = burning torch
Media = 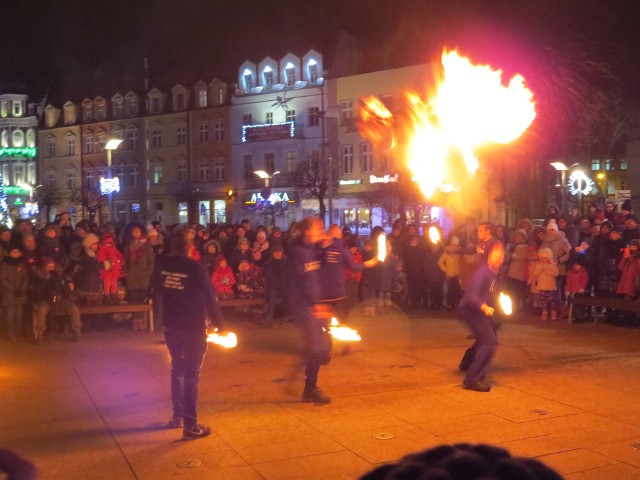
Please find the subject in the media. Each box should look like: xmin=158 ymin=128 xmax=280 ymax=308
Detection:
xmin=207 ymin=328 xmax=238 ymax=348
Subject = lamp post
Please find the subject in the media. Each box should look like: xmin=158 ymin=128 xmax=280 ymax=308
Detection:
xmin=254 ymin=170 xmax=280 ymax=226
xmin=104 ymin=138 xmax=123 ymax=222
xmin=550 ymin=162 xmax=569 ymax=214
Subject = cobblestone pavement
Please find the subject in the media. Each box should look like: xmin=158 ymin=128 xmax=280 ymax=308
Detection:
xmin=2 ymin=308 xmax=640 ymax=479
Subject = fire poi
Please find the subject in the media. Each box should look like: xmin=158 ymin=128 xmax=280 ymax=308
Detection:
xmin=377 ymin=234 xmax=387 ymax=261
xmin=207 ymin=328 xmax=238 ymax=348
xmin=327 ymin=317 xmax=362 ymax=342
xmin=498 ymin=292 xmax=513 ymax=316
xmin=358 ymin=49 xmax=536 ymax=199
xmin=428 ymin=225 xmax=441 ymax=244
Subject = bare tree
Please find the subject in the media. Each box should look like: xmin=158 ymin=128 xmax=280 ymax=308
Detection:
xmin=34 ymin=184 xmax=65 ymax=222
xmin=293 ymin=150 xmax=338 ymax=222
xmin=70 ymin=186 xmax=105 ymax=224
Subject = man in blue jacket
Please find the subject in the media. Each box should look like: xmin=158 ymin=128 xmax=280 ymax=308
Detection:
xmin=152 ymin=230 xmax=224 ymax=439
xmin=457 ymin=242 xmax=505 ymax=392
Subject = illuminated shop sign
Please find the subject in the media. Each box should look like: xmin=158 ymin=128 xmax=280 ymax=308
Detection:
xmin=0 ymin=147 xmax=37 ymax=158
xmin=3 ymin=185 xmax=31 ymax=195
xmin=242 ymin=121 xmax=295 ymax=142
xmin=99 ymin=177 xmax=120 ymax=195
xmin=245 ymin=191 xmax=295 ymax=205
xmin=370 ymin=173 xmax=399 ymax=184
xmin=339 ymin=179 xmax=362 ymax=185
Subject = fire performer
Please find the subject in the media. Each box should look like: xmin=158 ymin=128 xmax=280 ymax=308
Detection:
xmin=457 ymin=241 xmax=505 ymax=392
xmin=287 ymin=217 xmax=333 ymax=404
xmin=151 ymin=230 xmax=224 ymax=439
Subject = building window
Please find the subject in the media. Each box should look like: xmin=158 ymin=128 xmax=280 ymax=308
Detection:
xmin=199 ymin=161 xmax=209 ymax=181
xmin=361 ymin=142 xmax=373 ymax=172
xmin=0 ymin=101 xmax=7 ymax=117
xmin=243 ymin=70 xmax=253 ymax=90
xmin=308 ymin=61 xmax=319 ymax=83
xmin=607 ymin=182 xmax=615 ymax=195
xmin=129 ymin=165 xmax=139 ymax=186
xmin=309 ymin=107 xmax=320 ymax=127
xmin=591 ymin=159 xmax=601 ymax=171
xmin=96 ymin=133 xmax=106 ymax=151
xmin=12 ymin=130 xmax=24 ymax=147
xmin=84 ymin=136 xmax=95 ymax=154
xmin=98 ymin=167 xmax=106 ymax=179
xmin=67 ymin=170 xmax=76 ymax=190
xmin=176 ymin=93 xmax=185 ymax=111
xmin=113 ymin=98 xmax=123 ymax=117
xmin=285 ymin=64 xmax=296 ymax=86
xmin=176 ymin=163 xmax=187 ymax=183
xmin=126 ymin=98 xmax=137 ymax=116
xmin=243 ymin=155 xmax=253 ymax=179
xmin=85 ymin=169 xmax=95 ymax=189
xmin=215 ymin=87 xmax=224 ymax=105
xmin=176 ymin=125 xmax=187 ymax=145
xmin=265 ymin=153 xmax=275 ymax=174
xmin=286 ymin=109 xmax=296 ymax=123
xmin=605 ymin=159 xmax=612 ymax=171
xmin=264 ymin=68 xmax=274 ymax=89
xmin=620 ymin=158 xmax=628 ymax=170
xmin=286 ymin=150 xmax=296 ymax=172
xmin=198 ymin=124 xmax=209 ymax=143
xmin=13 ymin=164 xmax=25 ymax=184
xmin=96 ymin=102 xmax=106 ymax=120
xmin=116 ymin=165 xmax=126 ymax=187
xmin=67 ymin=138 xmax=76 ymax=156
xmin=64 ymin=107 xmax=75 ymax=125
xmin=83 ymin=104 xmax=92 ymax=122
xmin=151 ymin=129 xmax=162 ymax=148
xmin=340 ymin=100 xmax=353 ymax=125
xmin=342 ymin=144 xmax=354 ymax=174
xmin=152 ymin=164 xmax=163 ymax=184
xmin=198 ymin=89 xmax=207 ymax=108
xmin=47 ymin=170 xmax=56 ymax=188
xmin=242 ymin=114 xmax=252 ymax=125
xmin=12 ymin=101 xmax=22 ymax=117
xmin=265 ymin=112 xmax=273 ymax=124
xmin=151 ymin=97 xmax=161 ymax=113
xmin=27 ymin=162 xmax=36 ymax=183
xmin=127 ymin=130 xmax=138 ymax=150
xmin=213 ymin=121 xmax=225 ymax=142
xmin=47 ymin=139 xmax=56 ymax=157
xmin=214 ymin=160 xmax=225 ymax=181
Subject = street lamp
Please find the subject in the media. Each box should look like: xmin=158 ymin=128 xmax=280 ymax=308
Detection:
xmin=254 ymin=170 xmax=280 ymax=188
xmin=104 ymin=138 xmax=123 ymax=222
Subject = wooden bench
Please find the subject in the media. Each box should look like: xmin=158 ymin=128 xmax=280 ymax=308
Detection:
xmin=217 ymin=297 xmax=266 ymax=322
xmin=77 ymin=301 xmax=155 ymax=332
xmin=567 ymin=295 xmax=640 ymax=324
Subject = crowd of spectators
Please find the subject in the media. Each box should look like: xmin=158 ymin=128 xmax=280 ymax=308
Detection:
xmin=1 ymin=197 xmax=639 ymax=343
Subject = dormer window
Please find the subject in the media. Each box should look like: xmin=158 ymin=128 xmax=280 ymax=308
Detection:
xmin=83 ymin=102 xmax=93 ymax=122
xmin=263 ymin=66 xmax=274 ymax=89
xmin=243 ymin=69 xmax=254 ymax=90
xmin=152 ymin=97 xmax=161 ymax=113
xmin=95 ymin=100 xmax=106 ymax=120
xmin=113 ymin=96 xmax=123 ymax=118
xmin=126 ymin=96 xmax=138 ymax=116
xmin=308 ymin=59 xmax=318 ymax=83
xmin=198 ymin=89 xmax=207 ymax=108
xmin=176 ymin=93 xmax=185 ymax=111
xmin=285 ymin=63 xmax=296 ymax=87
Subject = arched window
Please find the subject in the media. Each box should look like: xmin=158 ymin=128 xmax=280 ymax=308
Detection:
xmin=12 ymin=129 xmax=25 ymax=148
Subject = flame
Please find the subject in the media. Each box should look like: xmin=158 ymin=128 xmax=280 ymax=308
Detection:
xmin=499 ymin=292 xmax=513 ymax=316
xmin=377 ymin=234 xmax=387 ymax=261
xmin=207 ymin=329 xmax=238 ymax=348
xmin=428 ymin=226 xmax=440 ymax=244
xmin=328 ymin=317 xmax=361 ymax=342
xmin=358 ymin=50 xmax=536 ymax=198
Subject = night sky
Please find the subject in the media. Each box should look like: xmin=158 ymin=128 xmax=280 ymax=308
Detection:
xmin=3 ymin=0 xmax=639 ymax=87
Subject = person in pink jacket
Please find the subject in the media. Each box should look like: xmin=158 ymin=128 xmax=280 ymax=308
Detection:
xmin=529 ymin=247 xmax=559 ymax=320
xmin=97 ymin=233 xmax=125 ymax=304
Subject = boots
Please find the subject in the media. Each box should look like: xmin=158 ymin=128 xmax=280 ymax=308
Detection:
xmin=301 ymin=386 xmax=331 ymax=404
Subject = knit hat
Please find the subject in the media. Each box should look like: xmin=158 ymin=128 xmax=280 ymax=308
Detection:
xmin=510 ymin=229 xmax=527 ymax=242
xmin=537 ymin=248 xmax=553 ymax=260
xmin=625 ymin=214 xmax=638 ymax=223
xmin=238 ymin=237 xmax=250 ymax=247
xmin=257 ymin=230 xmax=267 ymax=239
xmin=546 ymin=219 xmax=559 ymax=232
xmin=82 ymin=233 xmax=100 ymax=248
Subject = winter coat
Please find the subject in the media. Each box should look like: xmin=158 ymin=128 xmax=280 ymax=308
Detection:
xmin=403 ymin=245 xmax=424 ymax=280
xmin=124 ymin=239 xmax=155 ymax=290
xmin=379 ymin=255 xmax=400 ymax=292
xmin=74 ymin=249 xmax=106 ymax=293
xmin=264 ymin=256 xmax=288 ymax=292
xmin=437 ymin=250 xmax=461 ymax=279
xmin=506 ymin=242 xmax=529 ymax=281
xmin=32 ymin=269 xmax=72 ymax=304
xmin=566 ymin=266 xmax=589 ymax=294
xmin=0 ymin=256 xmax=29 ymax=306
xmin=97 ymin=244 xmax=125 ymax=281
xmin=211 ymin=265 xmax=236 ymax=297
xmin=40 ymin=236 xmax=69 ymax=270
xmin=529 ymin=260 xmax=559 ymax=293
xmin=423 ymin=243 xmax=445 ymax=282
xmin=617 ymin=255 xmax=640 ymax=298
xmin=541 ymin=231 xmax=571 ymax=275
xmin=595 ymin=238 xmax=626 ymax=295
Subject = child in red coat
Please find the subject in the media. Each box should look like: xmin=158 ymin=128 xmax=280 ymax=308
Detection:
xmin=97 ymin=233 xmax=125 ymax=303
xmin=211 ymin=256 xmax=236 ymax=300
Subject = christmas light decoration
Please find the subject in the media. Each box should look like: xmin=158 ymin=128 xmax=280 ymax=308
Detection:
xmin=0 ymin=173 xmax=12 ymax=228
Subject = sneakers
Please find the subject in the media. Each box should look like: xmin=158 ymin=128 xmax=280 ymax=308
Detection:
xmin=166 ymin=416 xmax=183 ymax=429
xmin=463 ymin=381 xmax=491 ymax=392
xmin=183 ymin=423 xmax=211 ymax=439
xmin=301 ymin=387 xmax=332 ymax=404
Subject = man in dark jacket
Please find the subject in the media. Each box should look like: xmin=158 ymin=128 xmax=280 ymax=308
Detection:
xmin=151 ymin=230 xmax=224 ymax=440
xmin=287 ymin=217 xmax=332 ymax=404
xmin=457 ymin=242 xmax=505 ymax=392
xmin=263 ymin=244 xmax=287 ymax=327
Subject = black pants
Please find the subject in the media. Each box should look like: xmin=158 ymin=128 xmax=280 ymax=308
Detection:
xmin=458 ymin=305 xmax=499 ymax=386
xmin=296 ymin=307 xmax=332 ymax=388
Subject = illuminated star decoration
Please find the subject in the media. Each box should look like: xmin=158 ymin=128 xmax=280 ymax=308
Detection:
xmin=271 ymin=92 xmax=293 ymax=112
